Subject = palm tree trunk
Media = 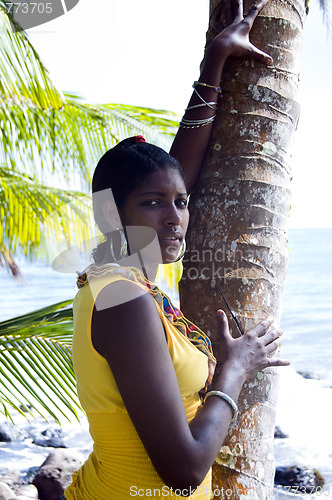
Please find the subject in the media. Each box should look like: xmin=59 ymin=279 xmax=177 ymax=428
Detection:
xmin=179 ymin=1 xmax=306 ymax=497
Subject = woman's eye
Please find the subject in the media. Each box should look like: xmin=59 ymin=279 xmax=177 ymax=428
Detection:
xmin=143 ymin=200 xmax=159 ymax=207
xmin=177 ymin=199 xmax=188 ymax=208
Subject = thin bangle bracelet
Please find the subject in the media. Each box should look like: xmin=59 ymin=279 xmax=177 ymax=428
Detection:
xmin=204 ymin=390 xmax=238 ymax=423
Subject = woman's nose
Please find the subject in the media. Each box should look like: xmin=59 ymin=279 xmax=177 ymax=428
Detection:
xmin=163 ymin=204 xmax=181 ymax=225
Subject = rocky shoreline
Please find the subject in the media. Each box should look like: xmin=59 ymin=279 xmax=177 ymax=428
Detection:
xmin=0 ymin=421 xmax=326 ymax=499
xmin=0 ymin=418 xmax=89 ymax=500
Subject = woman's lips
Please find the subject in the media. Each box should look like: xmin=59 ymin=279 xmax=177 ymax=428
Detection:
xmin=158 ymin=236 xmax=181 ymax=247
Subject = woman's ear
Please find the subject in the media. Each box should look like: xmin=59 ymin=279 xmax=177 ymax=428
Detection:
xmin=102 ymin=198 xmax=123 ymax=231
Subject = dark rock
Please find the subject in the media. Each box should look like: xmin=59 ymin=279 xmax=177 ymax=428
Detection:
xmin=32 ymin=449 xmax=83 ymax=500
xmin=274 ymin=426 xmax=289 ymax=439
xmin=32 ymin=427 xmax=66 ymax=448
xmin=275 ymin=465 xmax=325 ymax=493
xmin=18 ymin=405 xmax=32 ymax=414
xmin=0 ymin=423 xmax=20 ymax=443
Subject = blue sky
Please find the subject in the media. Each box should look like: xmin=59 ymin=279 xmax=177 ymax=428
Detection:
xmin=28 ymin=0 xmax=332 ymax=228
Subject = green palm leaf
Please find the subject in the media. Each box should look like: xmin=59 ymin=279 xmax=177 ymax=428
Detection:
xmin=100 ymin=103 xmax=180 ymax=148
xmin=0 ymin=300 xmax=80 ymax=423
xmin=0 ymin=1 xmax=64 ymax=109
xmin=0 ymin=166 xmax=94 ymax=262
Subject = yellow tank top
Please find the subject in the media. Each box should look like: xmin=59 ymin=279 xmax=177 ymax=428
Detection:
xmin=65 ymin=266 xmax=213 ymax=500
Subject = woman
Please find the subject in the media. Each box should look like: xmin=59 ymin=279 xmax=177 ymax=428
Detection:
xmin=63 ymin=1 xmax=289 ymax=498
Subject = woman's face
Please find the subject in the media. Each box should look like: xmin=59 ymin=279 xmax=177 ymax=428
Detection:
xmin=119 ymin=167 xmax=189 ymax=264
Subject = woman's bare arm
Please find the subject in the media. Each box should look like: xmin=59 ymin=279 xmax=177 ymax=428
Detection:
xmin=170 ymin=0 xmax=273 ymax=194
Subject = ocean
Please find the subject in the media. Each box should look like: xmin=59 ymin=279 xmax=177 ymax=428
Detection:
xmin=0 ymin=227 xmax=331 ymax=498
xmin=275 ymin=228 xmax=332 ymax=498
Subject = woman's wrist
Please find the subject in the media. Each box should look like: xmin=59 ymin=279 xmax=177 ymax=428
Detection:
xmin=204 ymin=390 xmax=239 ymax=423
xmin=200 ymin=44 xmax=229 ymax=83
xmin=212 ymin=360 xmax=246 ymax=401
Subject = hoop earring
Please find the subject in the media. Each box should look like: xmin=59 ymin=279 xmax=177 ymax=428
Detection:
xmin=108 ymin=228 xmax=128 ymax=262
xmin=174 ymin=239 xmax=186 ymax=262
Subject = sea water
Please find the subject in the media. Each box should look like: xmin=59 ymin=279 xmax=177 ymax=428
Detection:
xmin=275 ymin=228 xmax=332 ymax=498
xmin=0 ymin=228 xmax=331 ymax=498
xmin=280 ymin=228 xmax=332 ymax=382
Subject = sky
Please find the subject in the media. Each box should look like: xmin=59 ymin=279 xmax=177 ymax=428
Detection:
xmin=26 ymin=0 xmax=332 ymax=228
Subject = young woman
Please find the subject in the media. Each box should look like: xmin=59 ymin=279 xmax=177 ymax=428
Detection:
xmin=63 ymin=1 xmax=289 ymax=498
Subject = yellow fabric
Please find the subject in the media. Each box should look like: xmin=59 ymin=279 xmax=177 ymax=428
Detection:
xmin=65 ymin=270 xmax=212 ymax=500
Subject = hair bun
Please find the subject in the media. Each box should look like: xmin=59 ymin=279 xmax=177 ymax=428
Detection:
xmin=135 ymin=135 xmax=146 ymax=144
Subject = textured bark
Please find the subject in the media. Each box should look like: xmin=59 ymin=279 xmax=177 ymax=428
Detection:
xmin=179 ymin=0 xmax=306 ymax=498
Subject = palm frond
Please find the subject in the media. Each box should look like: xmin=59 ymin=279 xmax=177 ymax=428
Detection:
xmin=0 ymin=166 xmax=95 ymax=261
xmin=0 ymin=3 xmax=64 ymax=109
xmin=0 ymin=97 xmax=180 ymax=185
xmin=0 ymin=300 xmax=81 ymax=423
xmin=99 ymin=103 xmax=180 ymax=149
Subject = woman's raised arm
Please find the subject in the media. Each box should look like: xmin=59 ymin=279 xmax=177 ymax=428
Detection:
xmin=170 ymin=0 xmax=273 ymax=194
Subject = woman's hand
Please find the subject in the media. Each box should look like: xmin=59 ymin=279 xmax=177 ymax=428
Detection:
xmin=215 ymin=310 xmax=290 ymax=382
xmin=207 ymin=0 xmax=273 ymax=66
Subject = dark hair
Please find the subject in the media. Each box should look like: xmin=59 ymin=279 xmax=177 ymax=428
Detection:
xmin=91 ymin=136 xmax=186 ymax=264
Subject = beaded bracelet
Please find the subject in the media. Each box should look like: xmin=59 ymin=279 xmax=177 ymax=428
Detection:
xmin=193 ymin=80 xmax=223 ymax=94
xmin=204 ymin=390 xmax=239 ymax=423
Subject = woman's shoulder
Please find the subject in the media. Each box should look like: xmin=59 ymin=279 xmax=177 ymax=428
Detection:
xmin=75 ymin=263 xmax=150 ymax=311
xmin=76 ymin=263 xmax=146 ymax=287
